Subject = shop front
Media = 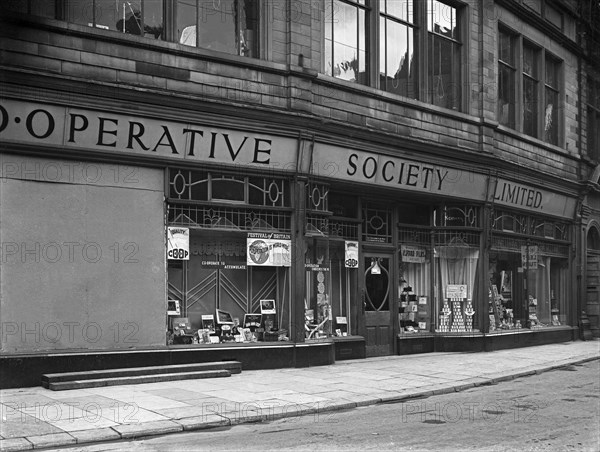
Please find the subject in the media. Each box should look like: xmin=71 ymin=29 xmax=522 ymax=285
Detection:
xmin=0 ymin=95 xmax=582 ymax=388
xmin=309 ymin=141 xmax=580 ymax=356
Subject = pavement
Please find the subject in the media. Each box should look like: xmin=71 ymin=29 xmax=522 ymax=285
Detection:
xmin=1 ymin=340 xmax=599 ymax=451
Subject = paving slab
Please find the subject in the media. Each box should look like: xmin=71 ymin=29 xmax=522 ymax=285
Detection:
xmin=69 ymin=427 xmax=121 ymax=444
xmin=112 ymin=420 xmax=183 ymax=439
xmin=175 ymin=414 xmax=230 ymax=431
xmin=26 ymin=432 xmax=76 ymax=449
xmin=0 ymin=438 xmax=33 ymax=451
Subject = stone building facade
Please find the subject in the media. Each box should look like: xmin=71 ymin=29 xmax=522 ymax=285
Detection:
xmin=0 ymin=0 xmax=598 ymax=388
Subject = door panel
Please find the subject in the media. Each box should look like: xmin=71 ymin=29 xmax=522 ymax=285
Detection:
xmin=364 ymin=255 xmax=392 ymax=357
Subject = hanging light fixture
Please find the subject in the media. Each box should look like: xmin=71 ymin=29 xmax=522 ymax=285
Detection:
xmin=371 ymin=258 xmax=381 ymax=275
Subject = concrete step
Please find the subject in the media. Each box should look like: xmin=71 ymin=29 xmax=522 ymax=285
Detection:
xmin=42 ymin=361 xmax=241 ymax=387
xmin=46 ymin=369 xmax=232 ymax=390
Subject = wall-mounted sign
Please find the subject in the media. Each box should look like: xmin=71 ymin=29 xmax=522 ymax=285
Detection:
xmin=0 ymin=99 xmax=298 ymax=171
xmin=492 ymin=178 xmax=576 ymax=219
xmin=312 ymin=143 xmax=488 ymax=200
xmin=345 ymin=241 xmax=359 ymax=268
xmin=400 ymin=244 xmax=427 ymax=263
xmin=446 ymin=284 xmax=467 ymax=299
xmin=246 ymin=233 xmax=291 ymax=266
xmin=167 ymin=227 xmax=189 ymax=260
xmin=521 ymin=245 xmax=538 ymax=270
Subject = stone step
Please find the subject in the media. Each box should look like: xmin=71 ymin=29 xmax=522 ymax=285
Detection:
xmin=47 ymin=369 xmax=232 ymax=391
xmin=42 ymin=361 xmax=241 ymax=387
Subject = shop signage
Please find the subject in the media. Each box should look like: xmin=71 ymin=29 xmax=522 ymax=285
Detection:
xmin=199 ymin=259 xmax=246 ymax=270
xmin=492 ymin=179 xmax=576 ymax=219
xmin=167 ymin=227 xmax=189 ymax=260
xmin=521 ymin=245 xmax=538 ymax=270
xmin=247 ymin=233 xmax=291 ymax=266
xmin=0 ymin=99 xmax=298 ymax=170
xmin=311 ymin=143 xmax=488 ymax=200
xmin=305 ymin=264 xmax=330 ymax=272
xmin=446 ymin=284 xmax=467 ymax=299
xmin=365 ymin=236 xmax=388 ymax=243
xmin=345 ymin=241 xmax=359 ymax=268
xmin=400 ymin=244 xmax=427 ymax=263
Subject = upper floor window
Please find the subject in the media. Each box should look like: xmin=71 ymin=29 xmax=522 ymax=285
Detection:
xmin=427 ymin=0 xmax=461 ymax=110
xmin=324 ymin=0 xmax=367 ymax=83
xmin=177 ymin=0 xmax=259 ymax=58
xmin=521 ymin=0 xmax=563 ymax=30
xmin=544 ymin=54 xmax=560 ymax=145
xmin=522 ymin=41 xmax=540 ymax=138
xmin=7 ymin=1 xmax=261 ymax=59
xmin=5 ymin=0 xmax=55 ymax=18
xmin=379 ymin=0 xmax=416 ymax=98
xmin=66 ymin=0 xmax=164 ymax=38
xmin=325 ymin=0 xmax=464 ymax=111
xmin=587 ymin=77 xmax=600 ymax=162
xmin=498 ymin=28 xmax=516 ymax=128
xmin=497 ymin=26 xmax=562 ymax=146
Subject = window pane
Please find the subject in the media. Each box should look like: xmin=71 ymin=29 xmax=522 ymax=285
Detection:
xmin=198 ymin=1 xmax=237 ymax=54
xmin=177 ymin=1 xmax=197 ymax=45
xmin=212 ymin=178 xmax=245 ymax=202
xmin=545 ymin=4 xmax=562 ymax=29
xmin=178 ymin=0 xmax=257 ymax=56
xmin=143 ymin=1 xmax=164 ymax=39
xmin=381 ymin=19 xmax=415 ymax=98
xmin=429 ymin=36 xmax=460 ymax=109
xmin=545 ymin=57 xmax=557 ymax=88
xmin=358 ymin=8 xmax=366 ymax=83
xmin=240 ymin=0 xmax=259 ymax=57
xmin=95 ymin=0 xmax=120 ymax=31
xmin=5 ymin=1 xmax=27 ymax=13
xmin=499 ymin=31 xmax=513 ymax=65
xmin=385 ymin=0 xmax=412 ymax=23
xmin=523 ymin=44 xmax=538 ymax=78
xmin=523 ymin=76 xmax=538 ymax=137
xmin=429 ymin=0 xmax=456 ymax=39
xmin=325 ymin=1 xmax=333 ymax=76
xmin=31 ymin=0 xmax=55 ymax=18
xmin=590 ymin=109 xmax=600 ymax=160
xmin=544 ymin=87 xmax=558 ymax=145
xmin=523 ymin=0 xmax=541 ymax=14
xmin=498 ymin=63 xmax=515 ymax=128
xmin=328 ymin=0 xmax=363 ymax=83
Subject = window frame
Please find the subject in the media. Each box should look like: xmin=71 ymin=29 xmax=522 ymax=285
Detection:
xmin=12 ymin=0 xmax=267 ymax=60
xmin=323 ymin=0 xmax=370 ymax=85
xmin=322 ymin=0 xmax=467 ymax=112
xmin=498 ymin=27 xmax=517 ymax=128
xmin=497 ymin=24 xmax=563 ymax=146
xmin=587 ymin=77 xmax=600 ymax=162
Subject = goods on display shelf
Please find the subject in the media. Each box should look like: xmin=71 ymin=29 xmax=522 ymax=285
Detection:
xmin=450 ymin=299 xmax=466 ymax=332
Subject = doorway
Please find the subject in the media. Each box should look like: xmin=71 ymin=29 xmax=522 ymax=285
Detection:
xmin=363 ymin=254 xmax=393 ymax=356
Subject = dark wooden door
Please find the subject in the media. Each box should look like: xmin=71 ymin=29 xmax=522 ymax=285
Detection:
xmin=364 ymin=255 xmax=392 ymax=357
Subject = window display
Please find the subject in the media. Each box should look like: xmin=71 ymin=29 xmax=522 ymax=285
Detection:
xmin=166 ymin=229 xmax=291 ymax=345
xmin=398 ymin=245 xmax=432 ymax=333
xmin=304 ymin=238 xmax=357 ymax=339
xmin=488 ymin=251 xmax=569 ymax=330
xmin=435 ymin=239 xmax=480 ymax=333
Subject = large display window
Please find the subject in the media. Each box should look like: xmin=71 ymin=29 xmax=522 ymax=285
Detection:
xmin=433 ymin=206 xmax=482 ymax=333
xmin=304 ymin=189 xmax=360 ymax=339
xmin=166 ymin=167 xmax=293 ymax=345
xmin=489 ymin=209 xmax=571 ymax=331
xmin=167 ymin=230 xmax=291 ymax=344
